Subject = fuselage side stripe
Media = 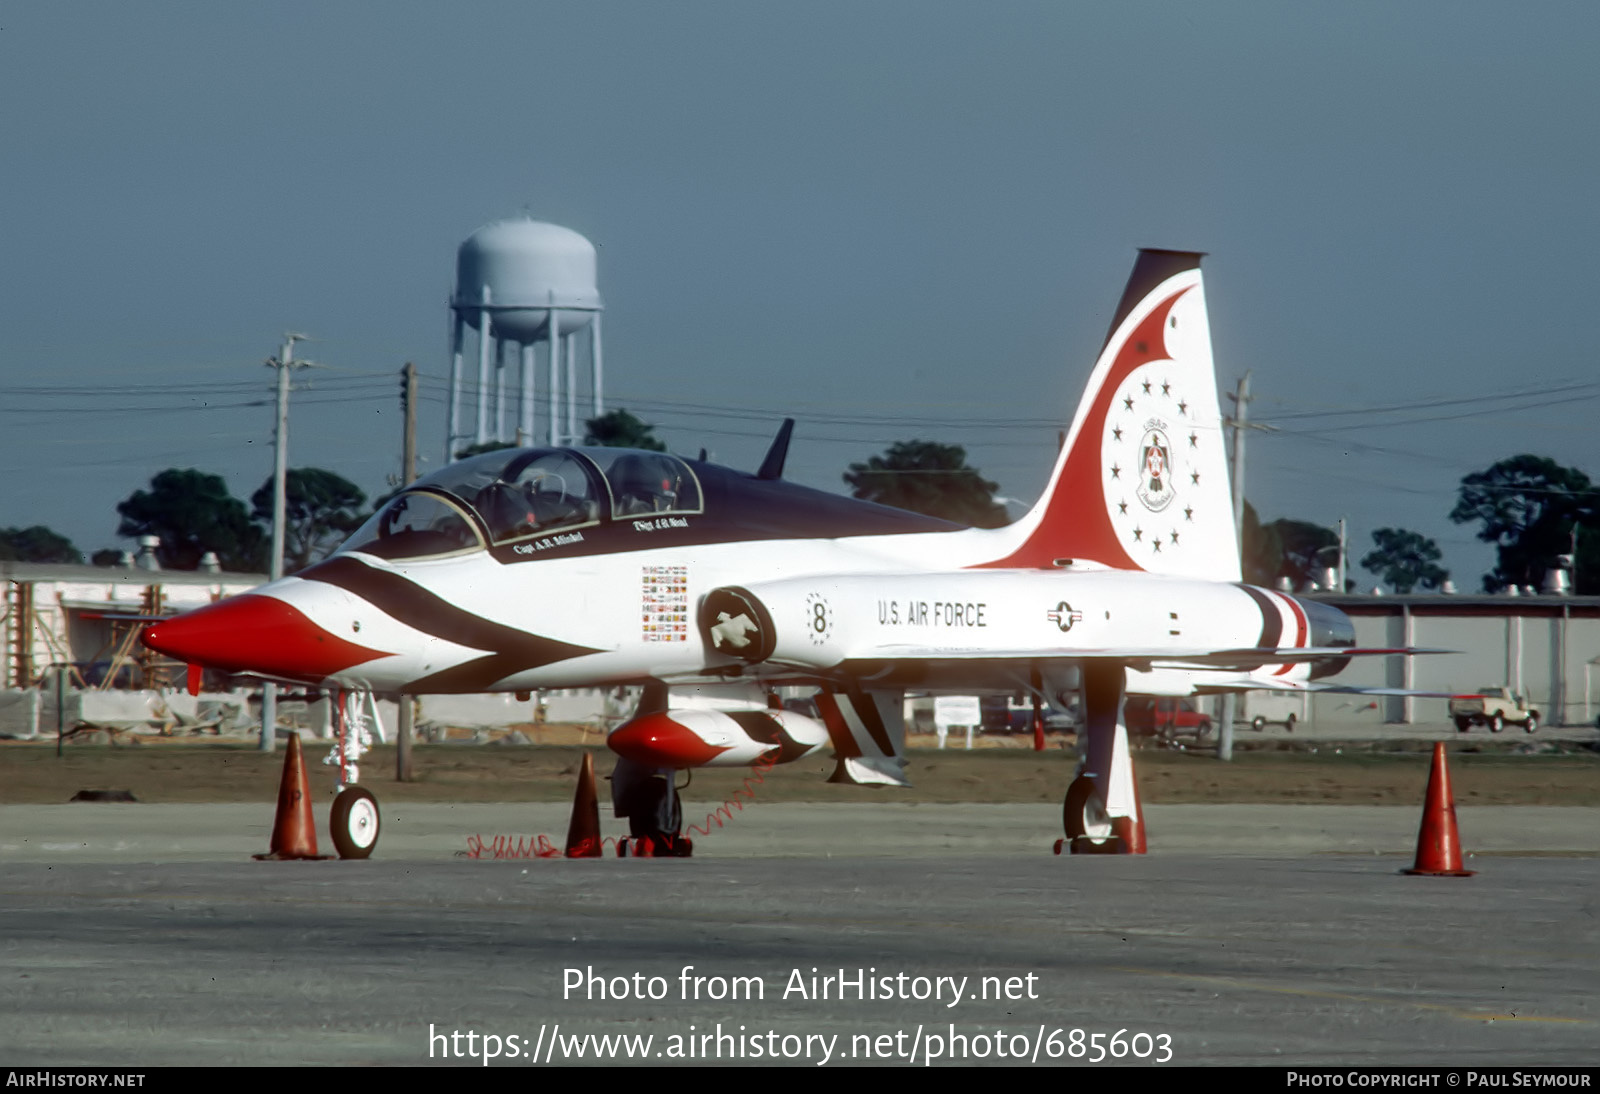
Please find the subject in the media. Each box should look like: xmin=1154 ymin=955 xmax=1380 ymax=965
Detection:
xmin=299 ymin=555 xmax=602 ymax=671
xmin=1274 ymin=593 xmax=1309 ymax=676
xmin=1236 ymin=584 xmax=1283 ymax=650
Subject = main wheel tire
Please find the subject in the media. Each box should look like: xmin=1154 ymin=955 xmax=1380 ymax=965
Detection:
xmin=1455 ymin=717 xmax=1471 ymax=733
xmin=1488 ymin=713 xmax=1504 ymax=733
xmin=1196 ymin=718 xmax=1213 ymax=740
xmin=1063 ymin=775 xmax=1116 ymax=847
xmin=1524 ymin=713 xmax=1538 ymax=733
xmin=1285 ymin=713 xmax=1298 ymax=733
xmin=330 ymin=786 xmax=380 ymax=859
xmin=1251 ymin=716 xmax=1266 ymax=731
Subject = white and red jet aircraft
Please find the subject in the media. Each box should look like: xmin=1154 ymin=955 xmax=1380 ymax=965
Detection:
xmin=144 ymin=250 xmax=1409 ymax=856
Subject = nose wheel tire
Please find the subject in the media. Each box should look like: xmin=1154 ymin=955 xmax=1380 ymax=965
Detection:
xmin=330 ymin=786 xmax=381 ymax=859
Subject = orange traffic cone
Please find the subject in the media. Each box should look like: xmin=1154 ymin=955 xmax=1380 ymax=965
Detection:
xmin=1403 ymin=742 xmax=1474 ymax=876
xmin=564 ymin=752 xmax=603 ymax=858
xmin=254 ymin=733 xmax=331 ymax=861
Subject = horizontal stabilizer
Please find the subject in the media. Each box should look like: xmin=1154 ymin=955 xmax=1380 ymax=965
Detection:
xmin=1147 ymin=646 xmax=1454 ymax=670
xmin=861 ymin=644 xmax=1452 ymax=670
xmin=1195 ymin=679 xmax=1473 ymax=699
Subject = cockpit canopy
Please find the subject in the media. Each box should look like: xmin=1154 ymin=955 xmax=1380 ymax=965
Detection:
xmin=340 ymin=446 xmax=703 ymax=561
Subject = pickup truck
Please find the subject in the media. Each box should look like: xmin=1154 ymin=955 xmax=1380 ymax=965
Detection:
xmin=1448 ymin=687 xmax=1539 ymax=733
xmin=1125 ymin=697 xmax=1213 ymax=744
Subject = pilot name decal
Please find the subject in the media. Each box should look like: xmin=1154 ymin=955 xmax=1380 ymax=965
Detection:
xmin=512 ymin=531 xmax=585 ymax=555
xmin=876 ymin=600 xmax=987 ymax=627
xmin=632 ymin=516 xmax=690 ymax=533
xmin=641 ymin=565 xmax=689 ymax=642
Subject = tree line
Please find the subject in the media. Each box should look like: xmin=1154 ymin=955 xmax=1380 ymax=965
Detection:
xmin=0 ymin=467 xmax=370 ymax=573
xmin=2 ymin=415 xmax=1595 ymax=594
xmin=0 ymin=409 xmax=667 ymax=572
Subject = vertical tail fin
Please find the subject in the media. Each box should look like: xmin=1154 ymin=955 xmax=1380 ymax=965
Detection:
xmin=980 ymin=250 xmax=1240 ymax=580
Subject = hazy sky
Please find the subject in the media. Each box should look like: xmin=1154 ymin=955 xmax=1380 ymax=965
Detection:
xmin=3 ymin=2 xmax=1597 ymax=588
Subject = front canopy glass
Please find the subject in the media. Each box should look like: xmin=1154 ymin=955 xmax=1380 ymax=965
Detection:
xmin=339 ymin=491 xmax=484 ymax=560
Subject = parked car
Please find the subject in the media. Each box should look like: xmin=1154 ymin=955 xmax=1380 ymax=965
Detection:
xmin=1003 ymin=703 xmax=1080 ymax=734
xmin=1243 ymin=692 xmax=1302 ymax=732
xmin=1248 ymin=712 xmax=1298 ymax=732
xmin=1448 ymin=687 xmax=1538 ymax=733
xmin=1125 ymin=697 xmax=1213 ymax=743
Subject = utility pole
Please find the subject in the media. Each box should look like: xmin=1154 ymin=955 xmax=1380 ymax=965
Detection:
xmin=1217 ymin=371 xmax=1282 ymax=760
xmin=1217 ymin=371 xmax=1253 ymax=762
xmin=1338 ymin=517 xmax=1348 ymax=593
xmin=1227 ymin=372 xmax=1251 ymax=554
xmin=260 ymin=333 xmax=312 ymax=753
xmin=401 ymin=362 xmax=419 ymax=486
xmin=397 ymin=362 xmax=419 ymax=781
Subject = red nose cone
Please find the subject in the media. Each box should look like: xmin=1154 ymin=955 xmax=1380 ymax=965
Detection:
xmin=608 ymin=712 xmax=729 ymax=768
xmin=142 ymin=594 xmax=388 ymax=680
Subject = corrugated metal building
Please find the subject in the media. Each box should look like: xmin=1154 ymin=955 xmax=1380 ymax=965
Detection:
xmin=2 ymin=561 xmax=263 ymax=691
xmin=1280 ymin=592 xmax=1600 ymax=728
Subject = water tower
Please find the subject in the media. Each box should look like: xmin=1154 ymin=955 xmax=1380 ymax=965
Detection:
xmin=448 ymin=217 xmax=604 ymax=457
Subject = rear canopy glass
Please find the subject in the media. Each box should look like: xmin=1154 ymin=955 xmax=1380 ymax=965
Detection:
xmin=338 ymin=445 xmax=704 ymax=557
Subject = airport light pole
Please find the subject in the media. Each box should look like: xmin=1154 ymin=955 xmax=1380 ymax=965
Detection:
xmin=1219 ymin=371 xmax=1278 ymax=760
xmin=259 ymin=333 xmax=312 ymax=753
xmin=1218 ymin=372 xmax=1253 ymax=762
xmin=397 ymin=362 xmax=419 ymax=781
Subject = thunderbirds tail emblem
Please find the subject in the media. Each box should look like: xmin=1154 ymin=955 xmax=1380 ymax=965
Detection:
xmin=1136 ymin=426 xmax=1175 ymax=512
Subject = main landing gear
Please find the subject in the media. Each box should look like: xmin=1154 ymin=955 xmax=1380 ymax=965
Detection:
xmin=610 ymin=755 xmax=693 ymax=857
xmin=1052 ymin=662 xmax=1146 ymax=855
xmin=1057 ymin=774 xmax=1129 ymax=855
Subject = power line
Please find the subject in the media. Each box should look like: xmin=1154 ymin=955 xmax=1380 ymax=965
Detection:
xmin=1263 ymin=379 xmax=1600 ymax=422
